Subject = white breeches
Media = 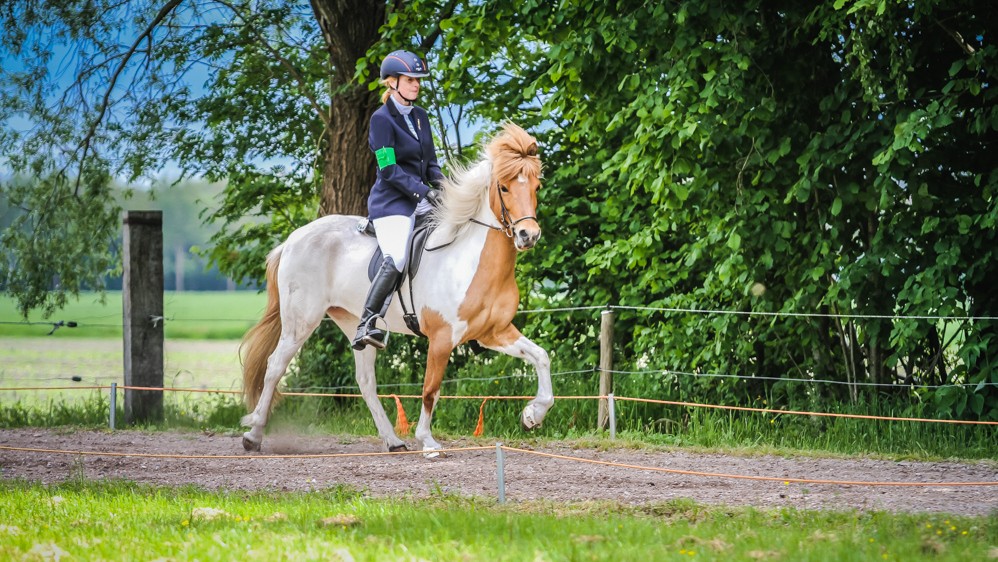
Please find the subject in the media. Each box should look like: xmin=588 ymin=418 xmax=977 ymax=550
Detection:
xmin=373 ymin=214 xmax=416 ymax=272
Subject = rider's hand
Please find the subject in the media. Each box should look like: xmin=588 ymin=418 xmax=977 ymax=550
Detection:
xmin=425 ymin=188 xmax=442 ymax=207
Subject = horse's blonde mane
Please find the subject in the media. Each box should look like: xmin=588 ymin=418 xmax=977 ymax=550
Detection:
xmin=434 ymin=123 xmax=541 ymax=237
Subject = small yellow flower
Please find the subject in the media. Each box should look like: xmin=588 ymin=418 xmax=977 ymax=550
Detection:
xmin=680 ymin=549 xmax=687 ymax=555
xmin=936 ymin=530 xmax=942 ymax=535
xmin=925 ymin=523 xmax=932 ymax=528
xmin=783 ymin=481 xmax=789 ymax=486
xmin=181 ymin=520 xmax=189 ymax=527
xmin=869 ymin=538 xmax=875 ymax=543
xmin=961 ymin=531 xmax=968 ymax=536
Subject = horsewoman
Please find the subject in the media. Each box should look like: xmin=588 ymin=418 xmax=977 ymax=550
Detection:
xmin=353 ymin=49 xmax=445 ymax=351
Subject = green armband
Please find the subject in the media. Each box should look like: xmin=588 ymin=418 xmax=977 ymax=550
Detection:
xmin=375 ymin=147 xmax=396 ymax=170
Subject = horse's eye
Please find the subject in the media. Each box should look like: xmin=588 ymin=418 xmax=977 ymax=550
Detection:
xmin=500 ymin=184 xmax=510 ymax=193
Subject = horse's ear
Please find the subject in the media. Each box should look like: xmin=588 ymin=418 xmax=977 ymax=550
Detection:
xmin=526 ymin=141 xmax=537 ymax=156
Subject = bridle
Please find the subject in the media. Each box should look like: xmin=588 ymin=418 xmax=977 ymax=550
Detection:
xmin=470 ymin=177 xmax=539 ymax=238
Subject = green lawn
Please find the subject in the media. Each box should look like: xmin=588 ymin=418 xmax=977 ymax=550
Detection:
xmin=0 ymin=291 xmax=267 ymax=339
xmin=0 ymin=480 xmax=993 ymax=561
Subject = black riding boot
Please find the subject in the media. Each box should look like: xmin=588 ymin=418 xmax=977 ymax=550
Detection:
xmin=352 ymin=257 xmax=402 ymax=350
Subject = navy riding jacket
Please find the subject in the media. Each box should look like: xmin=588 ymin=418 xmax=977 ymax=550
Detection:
xmin=367 ymin=99 xmax=444 ymax=219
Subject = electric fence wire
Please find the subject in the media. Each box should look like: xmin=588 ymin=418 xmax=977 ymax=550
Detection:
xmin=3 ymin=301 xmax=995 ymax=329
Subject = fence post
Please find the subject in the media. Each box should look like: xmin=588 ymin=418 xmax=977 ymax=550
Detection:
xmin=109 ymin=382 xmax=117 ymax=430
xmin=496 ymin=442 xmax=506 ymax=504
xmin=598 ymin=308 xmax=615 ymax=430
xmin=608 ymin=392 xmax=616 ymax=439
xmin=122 ymin=210 xmax=164 ymax=425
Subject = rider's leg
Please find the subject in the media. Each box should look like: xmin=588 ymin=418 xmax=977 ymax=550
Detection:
xmin=352 ymin=214 xmax=414 ymax=350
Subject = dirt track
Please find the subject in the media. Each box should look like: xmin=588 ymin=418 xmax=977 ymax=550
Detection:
xmin=1 ymin=428 xmax=996 ymax=516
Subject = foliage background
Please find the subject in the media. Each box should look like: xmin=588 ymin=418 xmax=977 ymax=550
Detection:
xmin=1 ymin=1 xmax=995 ymax=424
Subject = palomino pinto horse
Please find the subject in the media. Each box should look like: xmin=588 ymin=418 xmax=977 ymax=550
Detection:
xmin=240 ymin=123 xmax=553 ymax=456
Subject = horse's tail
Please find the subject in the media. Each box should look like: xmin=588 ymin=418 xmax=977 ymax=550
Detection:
xmin=240 ymin=244 xmax=285 ymax=411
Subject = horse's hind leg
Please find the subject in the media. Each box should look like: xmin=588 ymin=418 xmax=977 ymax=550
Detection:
xmin=353 ymin=346 xmax=408 ymax=452
xmin=480 ymin=326 xmax=553 ymax=430
xmin=241 ymin=329 xmax=314 ymax=451
xmin=328 ymin=310 xmax=406 ymax=452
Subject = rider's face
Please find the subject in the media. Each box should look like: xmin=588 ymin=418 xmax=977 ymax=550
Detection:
xmin=395 ymin=75 xmax=420 ymax=102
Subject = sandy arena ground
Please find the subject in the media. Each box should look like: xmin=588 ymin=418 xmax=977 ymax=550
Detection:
xmin=2 ymin=428 xmax=996 ymax=516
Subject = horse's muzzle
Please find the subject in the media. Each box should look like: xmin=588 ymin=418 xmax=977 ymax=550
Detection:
xmin=514 ymin=227 xmax=541 ymax=251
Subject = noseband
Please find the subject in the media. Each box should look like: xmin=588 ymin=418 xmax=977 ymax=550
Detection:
xmin=471 ymin=178 xmax=539 ymax=238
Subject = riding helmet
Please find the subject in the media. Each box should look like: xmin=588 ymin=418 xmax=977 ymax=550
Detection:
xmin=380 ymin=50 xmax=430 ymax=80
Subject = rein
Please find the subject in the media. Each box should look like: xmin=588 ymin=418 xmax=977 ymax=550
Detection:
xmin=469 ymin=177 xmax=538 ymax=238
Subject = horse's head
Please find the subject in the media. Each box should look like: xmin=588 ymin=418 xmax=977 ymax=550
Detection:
xmin=487 ymin=123 xmax=542 ymax=251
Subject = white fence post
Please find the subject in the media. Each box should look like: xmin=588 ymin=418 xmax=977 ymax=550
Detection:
xmin=109 ymin=382 xmax=117 ymax=430
xmin=598 ymin=308 xmax=615 ymax=430
xmin=608 ymin=392 xmax=616 ymax=439
xmin=496 ymin=442 xmax=506 ymax=504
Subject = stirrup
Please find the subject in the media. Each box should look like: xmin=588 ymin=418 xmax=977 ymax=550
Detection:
xmin=361 ymin=330 xmax=388 ymax=350
xmin=352 ymin=316 xmax=388 ymax=350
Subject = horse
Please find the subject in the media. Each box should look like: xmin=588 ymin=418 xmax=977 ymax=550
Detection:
xmin=239 ymin=122 xmax=553 ymax=457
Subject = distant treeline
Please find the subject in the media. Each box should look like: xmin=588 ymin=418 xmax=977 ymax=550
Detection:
xmin=1 ymin=177 xmax=260 ymax=291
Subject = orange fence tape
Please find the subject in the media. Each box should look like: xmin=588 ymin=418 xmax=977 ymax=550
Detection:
xmin=615 ymin=396 xmax=998 ymax=426
xmin=2 ymin=443 xmax=995 ymax=488
xmin=0 ymin=444 xmax=492 ymax=460
xmin=391 ymin=394 xmax=411 ymax=436
xmin=2 ymin=384 xmax=995 ymax=426
xmin=474 ymin=398 xmax=489 ymax=437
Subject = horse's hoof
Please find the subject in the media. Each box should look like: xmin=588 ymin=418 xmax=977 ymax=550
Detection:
xmin=521 ymin=409 xmax=540 ymax=431
xmin=388 ymin=444 xmax=408 ymax=453
xmin=242 ymin=435 xmax=261 ymax=452
xmin=422 ymin=449 xmax=446 ymax=459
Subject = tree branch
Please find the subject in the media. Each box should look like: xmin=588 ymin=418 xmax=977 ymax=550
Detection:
xmin=418 ymin=0 xmax=459 ymax=53
xmin=216 ymin=0 xmax=331 ymax=129
xmin=935 ymin=18 xmax=976 ymax=56
xmin=72 ymin=0 xmax=185 ymax=195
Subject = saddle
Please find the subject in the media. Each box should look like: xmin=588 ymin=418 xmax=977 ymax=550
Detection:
xmin=357 ymin=214 xmax=488 ymax=354
xmin=358 ymin=213 xmax=439 ymax=338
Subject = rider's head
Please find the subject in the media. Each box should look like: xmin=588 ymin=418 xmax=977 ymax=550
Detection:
xmin=379 ymin=50 xmax=430 ymax=105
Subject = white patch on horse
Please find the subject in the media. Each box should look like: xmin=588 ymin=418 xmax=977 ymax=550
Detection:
xmin=517 ymin=175 xmax=527 ymax=184
xmin=414 ymin=219 xmax=488 ymax=347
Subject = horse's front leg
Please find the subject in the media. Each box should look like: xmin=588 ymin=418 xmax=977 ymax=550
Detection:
xmin=414 ymin=336 xmax=454 ymax=458
xmin=480 ymin=326 xmax=553 ymax=430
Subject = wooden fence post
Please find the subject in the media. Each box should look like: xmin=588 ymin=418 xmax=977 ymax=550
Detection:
xmin=122 ymin=210 xmax=164 ymax=425
xmin=597 ymin=308 xmax=615 ymax=430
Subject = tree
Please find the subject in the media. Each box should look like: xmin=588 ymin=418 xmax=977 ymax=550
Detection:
xmin=471 ymin=0 xmax=996 ymax=417
xmin=0 ymin=0 xmax=454 ymax=314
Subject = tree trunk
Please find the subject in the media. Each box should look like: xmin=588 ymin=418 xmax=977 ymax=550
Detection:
xmin=319 ymin=88 xmax=378 ymax=217
xmin=309 ymin=0 xmax=386 ymax=217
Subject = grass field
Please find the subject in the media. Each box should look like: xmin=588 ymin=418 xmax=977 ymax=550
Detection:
xmin=0 ymin=337 xmax=243 ymax=406
xmin=0 ymin=480 xmax=994 ymax=561
xmin=0 ymin=291 xmax=267 ymax=339
xmin=0 ymin=291 xmax=260 ymax=406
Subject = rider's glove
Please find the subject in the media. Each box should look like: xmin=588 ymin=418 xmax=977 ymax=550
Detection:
xmin=425 ymin=188 xmax=442 ymax=207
